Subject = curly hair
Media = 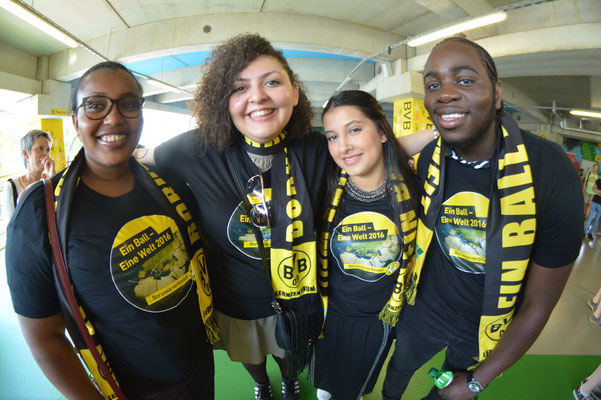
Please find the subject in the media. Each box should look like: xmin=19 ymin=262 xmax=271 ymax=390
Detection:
xmin=192 ymin=33 xmax=313 ymax=152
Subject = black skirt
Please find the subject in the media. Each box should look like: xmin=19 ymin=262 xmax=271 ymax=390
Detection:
xmin=311 ymin=309 xmax=394 ymax=400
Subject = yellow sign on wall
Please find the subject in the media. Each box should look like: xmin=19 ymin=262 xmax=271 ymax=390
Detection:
xmin=595 ymin=154 xmax=601 ymax=163
xmin=393 ymin=98 xmax=433 ymax=137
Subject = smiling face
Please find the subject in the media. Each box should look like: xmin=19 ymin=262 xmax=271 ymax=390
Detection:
xmin=228 ymin=55 xmax=299 ymax=143
xmin=324 ymin=105 xmax=387 ymax=190
xmin=72 ymin=68 xmax=143 ymax=173
xmin=423 ymin=40 xmax=502 ymax=160
xmin=24 ymin=136 xmax=51 ymax=173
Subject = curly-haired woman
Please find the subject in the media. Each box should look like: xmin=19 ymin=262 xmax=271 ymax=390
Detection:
xmin=139 ymin=33 xmax=326 ymax=400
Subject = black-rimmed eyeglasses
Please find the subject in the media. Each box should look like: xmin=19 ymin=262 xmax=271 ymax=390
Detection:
xmin=76 ymin=95 xmax=145 ymax=120
xmin=246 ymin=174 xmax=271 ymax=227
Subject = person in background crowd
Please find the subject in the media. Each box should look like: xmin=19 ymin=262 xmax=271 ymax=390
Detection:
xmin=584 ymin=172 xmax=601 ymax=240
xmin=584 ymin=163 xmax=599 ymax=219
xmin=573 ymin=363 xmax=601 ymax=400
xmin=2 ymin=130 xmax=55 ymax=220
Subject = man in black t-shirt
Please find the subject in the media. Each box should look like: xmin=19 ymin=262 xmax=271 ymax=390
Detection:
xmin=381 ymin=38 xmax=583 ymax=400
xmin=584 ymin=178 xmax=601 ymax=239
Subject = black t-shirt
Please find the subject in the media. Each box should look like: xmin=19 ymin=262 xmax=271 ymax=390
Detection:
xmin=415 ymin=130 xmax=583 ymax=339
xmin=155 ymin=130 xmax=328 ymax=319
xmin=6 ymin=177 xmax=211 ymax=391
xmin=593 ymin=179 xmax=601 ymax=205
xmin=327 ymin=192 xmax=401 ymax=317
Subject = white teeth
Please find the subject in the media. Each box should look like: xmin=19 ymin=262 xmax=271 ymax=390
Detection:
xmin=441 ymin=113 xmax=465 ymax=120
xmin=100 ymin=134 xmax=126 ymax=143
xmin=250 ymin=109 xmax=274 ymax=118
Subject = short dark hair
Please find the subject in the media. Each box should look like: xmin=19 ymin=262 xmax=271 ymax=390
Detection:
xmin=20 ymin=130 xmax=52 ymax=168
xmin=70 ymin=61 xmax=143 ymax=113
xmin=192 ymin=33 xmax=313 ymax=152
xmin=322 ymin=90 xmax=419 ymax=236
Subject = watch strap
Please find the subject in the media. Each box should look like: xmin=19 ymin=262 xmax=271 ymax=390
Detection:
xmin=466 ymin=370 xmax=485 ymax=393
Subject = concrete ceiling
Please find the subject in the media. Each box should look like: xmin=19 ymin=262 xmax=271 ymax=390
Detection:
xmin=0 ymin=0 xmax=600 ymax=137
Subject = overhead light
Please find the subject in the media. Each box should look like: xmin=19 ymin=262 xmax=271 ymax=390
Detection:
xmin=570 ymin=110 xmax=601 ymax=119
xmin=147 ymin=78 xmax=183 ymax=94
xmin=0 ymin=0 xmax=78 ymax=48
xmin=407 ymin=11 xmax=508 ymax=47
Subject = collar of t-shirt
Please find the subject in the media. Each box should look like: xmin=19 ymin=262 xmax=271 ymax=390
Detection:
xmin=447 ymin=148 xmax=491 ymax=170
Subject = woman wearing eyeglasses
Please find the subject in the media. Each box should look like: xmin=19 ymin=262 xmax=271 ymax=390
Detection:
xmin=5 ymin=61 xmax=217 ymax=400
xmin=311 ymin=90 xmax=419 ymax=400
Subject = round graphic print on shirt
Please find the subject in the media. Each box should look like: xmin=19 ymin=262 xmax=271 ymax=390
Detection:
xmin=226 ymin=188 xmax=272 ymax=260
xmin=330 ymin=211 xmax=401 ymax=282
xmin=435 ymin=191 xmax=489 ymax=274
xmin=110 ymin=215 xmax=193 ymax=312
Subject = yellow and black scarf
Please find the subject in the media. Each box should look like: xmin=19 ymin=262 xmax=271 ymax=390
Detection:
xmin=231 ymin=133 xmax=320 ymax=304
xmin=407 ymin=112 xmax=536 ymax=363
xmin=318 ymin=170 xmax=417 ymax=326
xmin=52 ymin=149 xmax=218 ymax=399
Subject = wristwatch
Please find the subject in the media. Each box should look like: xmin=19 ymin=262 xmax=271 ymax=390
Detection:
xmin=466 ymin=371 xmax=485 ymax=393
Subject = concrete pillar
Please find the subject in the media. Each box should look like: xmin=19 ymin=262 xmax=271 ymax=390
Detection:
xmin=591 ymin=77 xmax=601 ymax=109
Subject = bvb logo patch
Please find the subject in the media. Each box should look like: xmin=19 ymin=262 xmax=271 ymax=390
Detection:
xmin=485 ymin=315 xmax=512 ymax=341
xmin=277 ymin=250 xmax=311 ymax=288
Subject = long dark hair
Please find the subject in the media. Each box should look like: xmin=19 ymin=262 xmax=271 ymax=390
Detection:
xmin=192 ymin=33 xmax=313 ymax=152
xmin=321 ymin=90 xmax=420 ymax=236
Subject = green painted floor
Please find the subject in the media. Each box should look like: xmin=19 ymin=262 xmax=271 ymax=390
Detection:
xmin=211 ymin=349 xmax=601 ymax=400
xmin=2 ymin=238 xmax=601 ymax=399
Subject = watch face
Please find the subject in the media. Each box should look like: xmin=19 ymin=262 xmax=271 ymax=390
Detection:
xmin=467 ymin=380 xmax=482 ymax=393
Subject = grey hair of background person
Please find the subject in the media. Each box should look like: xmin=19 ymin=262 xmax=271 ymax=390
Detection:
xmin=20 ymin=129 xmax=52 ymax=168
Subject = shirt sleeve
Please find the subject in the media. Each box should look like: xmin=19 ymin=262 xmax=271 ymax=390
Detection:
xmin=154 ymin=131 xmax=196 ymax=179
xmin=530 ymin=141 xmax=584 ymax=268
xmin=5 ymin=183 xmax=61 ymax=318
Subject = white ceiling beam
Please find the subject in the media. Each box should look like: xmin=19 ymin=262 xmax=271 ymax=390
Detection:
xmin=407 ymin=23 xmax=601 ymax=72
xmin=48 ymin=12 xmax=403 ymax=81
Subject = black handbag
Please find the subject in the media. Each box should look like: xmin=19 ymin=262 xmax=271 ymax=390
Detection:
xmin=225 ymin=151 xmax=322 ymax=376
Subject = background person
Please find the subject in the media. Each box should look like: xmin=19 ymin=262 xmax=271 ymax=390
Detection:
xmin=381 ymin=37 xmax=583 ymax=400
xmin=2 ymin=129 xmax=55 ymax=220
xmin=311 ymin=90 xmax=419 ymax=400
xmin=584 ymin=172 xmax=601 ymax=240
xmin=573 ymin=364 xmax=601 ymax=400
xmin=6 ymin=61 xmax=216 ymax=400
xmin=584 ymin=163 xmax=599 ymax=218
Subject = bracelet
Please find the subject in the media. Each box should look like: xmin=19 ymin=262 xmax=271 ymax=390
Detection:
xmin=432 ymin=126 xmax=440 ymax=140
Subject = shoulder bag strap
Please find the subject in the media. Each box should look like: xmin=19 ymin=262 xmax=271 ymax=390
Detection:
xmin=8 ymin=178 xmax=17 ymax=207
xmin=42 ymin=178 xmax=127 ymax=400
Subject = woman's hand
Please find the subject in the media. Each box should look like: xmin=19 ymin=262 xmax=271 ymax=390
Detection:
xmin=40 ymin=155 xmax=56 ymax=179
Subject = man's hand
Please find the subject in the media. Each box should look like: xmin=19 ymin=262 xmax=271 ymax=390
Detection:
xmin=439 ymin=371 xmax=477 ymax=400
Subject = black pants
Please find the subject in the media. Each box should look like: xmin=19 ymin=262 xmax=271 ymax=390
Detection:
xmin=381 ymin=302 xmax=478 ymax=400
